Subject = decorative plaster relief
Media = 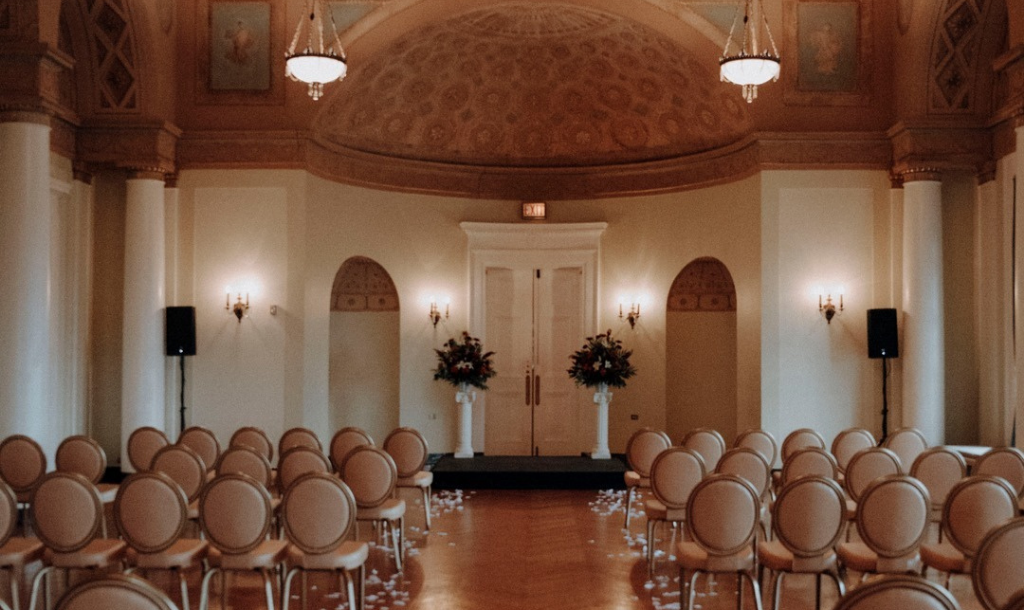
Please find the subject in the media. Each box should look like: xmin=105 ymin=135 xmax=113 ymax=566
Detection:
xmin=930 ymin=0 xmax=989 ymax=112
xmin=313 ymin=3 xmax=751 ymax=167
xmin=667 ymin=258 xmax=737 ymax=313
xmin=331 ymin=257 xmax=400 ymax=312
xmin=84 ymin=0 xmax=139 ymax=111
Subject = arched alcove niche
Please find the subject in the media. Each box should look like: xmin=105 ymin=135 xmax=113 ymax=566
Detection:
xmin=329 ymin=257 xmax=400 ymax=442
xmin=665 ymin=257 xmax=738 ymax=444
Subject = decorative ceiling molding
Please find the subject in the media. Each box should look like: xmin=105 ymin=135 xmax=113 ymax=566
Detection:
xmin=81 ymin=0 xmax=139 ymax=111
xmin=76 ymin=120 xmax=181 ymax=175
xmin=177 ymin=129 xmax=891 ymax=200
xmin=888 ymin=119 xmax=991 ymax=174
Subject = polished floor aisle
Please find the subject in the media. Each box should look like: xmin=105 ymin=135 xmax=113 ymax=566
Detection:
xmin=141 ymin=488 xmax=982 ymax=610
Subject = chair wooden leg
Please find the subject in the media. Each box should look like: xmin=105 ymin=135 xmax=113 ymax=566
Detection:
xmin=262 ymin=569 xmax=276 ymax=610
xmin=421 ymin=486 xmax=431 ymax=531
xmin=744 ymin=570 xmax=764 ymax=610
xmin=686 ymin=571 xmax=701 ymax=610
xmin=771 ymin=571 xmax=784 ymax=610
xmin=646 ymin=519 xmax=656 ymax=577
xmin=10 ymin=568 xmax=21 ymax=610
xmin=815 ymin=574 xmax=822 ymax=610
xmin=281 ymin=568 xmax=300 ymax=610
xmin=178 ymin=570 xmax=190 ymax=610
xmin=830 ymin=569 xmax=846 ymax=598
xmin=358 ymin=564 xmax=365 ymax=610
xmin=737 ymin=571 xmax=744 ymax=610
xmin=344 ymin=570 xmax=357 ymax=610
xmin=27 ymin=567 xmax=52 ymax=610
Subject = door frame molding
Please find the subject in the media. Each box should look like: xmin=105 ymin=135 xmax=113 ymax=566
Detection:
xmin=461 ymin=222 xmax=608 ymax=453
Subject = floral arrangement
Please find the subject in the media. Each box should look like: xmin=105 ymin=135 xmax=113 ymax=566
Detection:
xmin=433 ymin=332 xmax=497 ymax=390
xmin=567 ymin=329 xmax=636 ymax=389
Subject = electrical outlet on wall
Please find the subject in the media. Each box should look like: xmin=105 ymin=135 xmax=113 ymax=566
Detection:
xmin=630 ymin=414 xmax=639 ymax=421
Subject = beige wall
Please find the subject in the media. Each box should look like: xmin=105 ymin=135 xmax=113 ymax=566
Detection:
xmin=329 ymin=311 xmax=401 ymax=443
xmin=666 ymin=311 xmax=738 ymax=444
xmin=74 ymin=164 xmax=998 ymax=459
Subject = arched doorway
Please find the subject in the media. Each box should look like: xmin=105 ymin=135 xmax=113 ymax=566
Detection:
xmin=665 ymin=257 xmax=738 ymax=443
xmin=329 ymin=257 xmax=400 ymax=441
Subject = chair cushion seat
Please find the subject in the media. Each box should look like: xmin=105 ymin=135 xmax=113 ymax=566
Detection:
xmin=288 ymin=541 xmax=369 ymax=571
xmin=46 ymin=539 xmax=126 ymax=569
xmin=920 ymin=543 xmax=967 ymax=574
xmin=759 ymin=540 xmax=838 ymax=573
xmin=837 ymin=541 xmax=878 ymax=573
xmin=676 ymin=541 xmax=754 ymax=572
xmin=357 ymin=498 xmax=405 ymax=521
xmin=130 ymin=539 xmax=209 ymax=570
xmin=624 ymin=471 xmax=649 ymax=489
xmin=0 ymin=537 xmax=45 ymax=567
xmin=97 ymin=483 xmax=118 ymax=504
xmin=397 ymin=471 xmax=433 ymax=489
xmin=644 ymin=499 xmax=685 ymax=522
xmin=209 ymin=540 xmax=289 ymax=570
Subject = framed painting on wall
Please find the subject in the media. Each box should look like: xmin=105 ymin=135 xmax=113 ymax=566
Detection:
xmin=196 ymin=0 xmax=284 ymax=105
xmin=783 ymin=0 xmax=872 ymax=105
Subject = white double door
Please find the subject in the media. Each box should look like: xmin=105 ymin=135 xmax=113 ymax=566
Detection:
xmin=483 ymin=263 xmax=586 ymax=456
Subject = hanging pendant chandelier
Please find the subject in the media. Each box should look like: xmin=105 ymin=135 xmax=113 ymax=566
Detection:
xmin=719 ymin=0 xmax=780 ymax=103
xmin=285 ymin=0 xmax=347 ymax=101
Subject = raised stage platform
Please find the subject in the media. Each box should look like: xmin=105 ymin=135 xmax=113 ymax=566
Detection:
xmin=429 ymin=454 xmax=628 ymax=490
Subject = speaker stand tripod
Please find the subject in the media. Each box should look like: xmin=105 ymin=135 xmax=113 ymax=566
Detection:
xmin=880 ymin=355 xmax=889 ymax=444
xmin=178 ymin=352 xmax=187 ymax=433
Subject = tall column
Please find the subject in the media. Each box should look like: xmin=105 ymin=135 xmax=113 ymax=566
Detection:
xmin=901 ymin=169 xmax=945 ymax=445
xmin=0 ymin=112 xmax=53 ymax=456
xmin=121 ymin=171 xmax=167 ymax=470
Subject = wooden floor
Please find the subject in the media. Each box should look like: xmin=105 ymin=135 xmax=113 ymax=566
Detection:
xmin=28 ymin=488 xmax=987 ymax=610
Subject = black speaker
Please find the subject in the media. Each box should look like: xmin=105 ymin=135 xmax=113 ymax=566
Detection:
xmin=166 ymin=306 xmax=197 ymax=356
xmin=867 ymin=308 xmax=898 ymax=359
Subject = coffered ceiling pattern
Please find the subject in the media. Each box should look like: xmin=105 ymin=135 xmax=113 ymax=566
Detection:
xmin=313 ymin=3 xmax=751 ymax=167
xmin=83 ymin=0 xmax=138 ymax=111
xmin=930 ymin=0 xmax=991 ymax=112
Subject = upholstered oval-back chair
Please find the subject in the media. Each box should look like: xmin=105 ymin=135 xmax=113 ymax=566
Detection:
xmin=972 ymin=516 xmax=1024 ymax=610
xmin=882 ymin=428 xmax=929 ymax=475
xmin=198 ymin=473 xmax=288 ymax=610
xmin=151 ymin=445 xmax=207 ymax=506
xmin=28 ymin=472 xmax=127 ymax=610
xmin=114 ymin=471 xmax=208 ymax=610
xmin=677 ymin=473 xmax=763 ymax=610
xmin=339 ymin=446 xmax=406 ymax=572
xmin=54 ymin=574 xmax=181 ymax=610
xmin=383 ymin=427 xmax=434 ymax=530
xmin=0 ymin=479 xmax=43 ymax=610
xmin=911 ymin=447 xmax=968 ymax=541
xmin=276 ymin=446 xmax=332 ymax=494
xmin=837 ymin=474 xmax=931 ymax=577
xmin=733 ymin=429 xmax=778 ymax=470
xmin=278 ymin=427 xmax=322 ymax=459
xmin=717 ymin=447 xmax=772 ymax=538
xmin=55 ymin=436 xmax=119 ymax=505
xmin=831 ymin=428 xmax=876 ymax=475
xmin=126 ymin=427 xmax=170 ymax=473
xmin=832 ymin=574 xmax=960 ymax=610
xmin=228 ymin=427 xmax=274 ymax=464
xmin=759 ymin=476 xmax=847 ymax=610
xmin=843 ymin=447 xmax=903 ymax=532
xmin=622 ymin=428 xmax=671 ymax=528
xmin=780 ymin=447 xmax=838 ymax=487
xmin=644 ymin=447 xmax=705 ymax=576
xmin=681 ymin=428 xmax=726 ymax=471
xmin=280 ymin=473 xmax=369 ymax=610
xmin=215 ymin=445 xmax=273 ymax=490
xmin=177 ymin=427 xmax=221 ymax=475
xmin=920 ymin=476 xmax=1017 ymax=591
xmin=329 ymin=427 xmax=374 ymax=473
xmin=0 ymin=435 xmax=47 ymax=510
xmin=972 ymin=447 xmax=1024 ymax=501
xmin=780 ymin=429 xmax=826 ymax=463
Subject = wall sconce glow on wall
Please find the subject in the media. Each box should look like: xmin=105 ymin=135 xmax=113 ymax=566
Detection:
xmin=429 ymin=296 xmax=450 ymax=327
xmin=619 ymin=296 xmax=642 ymax=329
xmin=818 ymin=288 xmax=844 ymax=324
xmin=226 ymin=288 xmax=250 ymax=322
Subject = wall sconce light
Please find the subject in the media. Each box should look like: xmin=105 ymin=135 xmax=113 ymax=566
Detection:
xmin=819 ymin=289 xmax=844 ymax=324
xmin=429 ymin=296 xmax=450 ymax=327
xmin=619 ymin=297 xmax=641 ymax=329
xmin=226 ymin=290 xmax=250 ymax=322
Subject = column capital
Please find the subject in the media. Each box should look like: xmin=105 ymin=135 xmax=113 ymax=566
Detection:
xmin=78 ymin=120 xmax=181 ymax=177
xmin=127 ymin=169 xmax=167 ymax=181
xmin=0 ymin=108 xmax=50 ymax=126
xmin=977 ymin=162 xmax=997 ymax=185
xmin=898 ymin=167 xmax=943 ymax=184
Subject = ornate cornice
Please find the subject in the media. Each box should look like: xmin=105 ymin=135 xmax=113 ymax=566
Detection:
xmin=887 ymin=119 xmax=991 ymax=176
xmin=76 ymin=119 xmax=181 ymax=175
xmin=0 ymin=42 xmax=74 ymax=120
xmin=177 ymin=130 xmax=891 ymax=200
xmin=898 ymin=167 xmax=944 ymax=183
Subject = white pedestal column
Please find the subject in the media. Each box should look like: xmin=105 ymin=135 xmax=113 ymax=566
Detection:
xmin=592 ymin=383 xmax=611 ymax=459
xmin=121 ymin=172 xmax=167 ymax=470
xmin=901 ymin=171 xmax=945 ymax=445
xmin=454 ymin=383 xmax=475 ymax=458
xmin=0 ymin=114 xmax=53 ymax=457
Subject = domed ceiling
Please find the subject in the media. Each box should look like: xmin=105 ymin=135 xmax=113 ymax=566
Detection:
xmin=313 ymin=3 xmax=751 ymax=168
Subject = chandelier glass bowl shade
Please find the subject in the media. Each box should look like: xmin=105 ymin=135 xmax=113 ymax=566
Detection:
xmin=285 ymin=0 xmax=347 ymax=100
xmin=719 ymin=0 xmax=780 ymax=103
